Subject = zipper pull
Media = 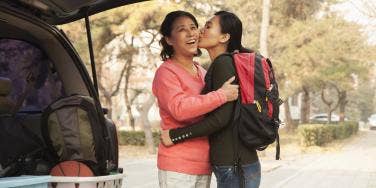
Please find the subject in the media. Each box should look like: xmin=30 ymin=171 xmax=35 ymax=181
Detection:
xmin=255 ymin=100 xmax=262 ymax=112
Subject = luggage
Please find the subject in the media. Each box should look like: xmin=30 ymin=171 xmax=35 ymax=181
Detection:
xmin=42 ymin=95 xmax=119 ymax=175
xmin=231 ymin=52 xmax=283 ymax=159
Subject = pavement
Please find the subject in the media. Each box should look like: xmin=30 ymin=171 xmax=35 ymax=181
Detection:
xmin=119 ymin=130 xmax=376 ymax=188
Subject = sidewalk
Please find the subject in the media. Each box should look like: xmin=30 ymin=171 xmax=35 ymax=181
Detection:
xmin=120 ymin=156 xmax=289 ymax=188
xmin=119 ymin=130 xmax=362 ymax=187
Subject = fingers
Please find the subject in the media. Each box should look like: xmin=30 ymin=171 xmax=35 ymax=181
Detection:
xmin=219 ymin=76 xmax=240 ymax=102
xmin=230 ymin=84 xmax=239 ymax=90
xmin=228 ymin=90 xmax=239 ymax=101
xmin=160 ymin=130 xmax=174 ymax=147
xmin=224 ymin=76 xmax=235 ymax=84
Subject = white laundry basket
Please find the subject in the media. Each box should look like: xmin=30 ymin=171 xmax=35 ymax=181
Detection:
xmin=0 ymin=176 xmax=51 ymax=188
xmin=49 ymin=173 xmax=125 ymax=188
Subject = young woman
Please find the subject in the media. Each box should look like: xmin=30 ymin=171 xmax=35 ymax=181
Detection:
xmin=161 ymin=11 xmax=261 ymax=188
xmin=152 ymin=11 xmax=239 ymax=188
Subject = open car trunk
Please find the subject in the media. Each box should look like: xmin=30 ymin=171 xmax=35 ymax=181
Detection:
xmin=2 ymin=0 xmax=146 ymax=25
xmin=0 ymin=0 xmax=126 ymax=178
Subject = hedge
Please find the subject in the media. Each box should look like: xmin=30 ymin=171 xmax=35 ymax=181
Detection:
xmin=118 ymin=131 xmax=160 ymax=146
xmin=298 ymin=121 xmax=358 ymax=146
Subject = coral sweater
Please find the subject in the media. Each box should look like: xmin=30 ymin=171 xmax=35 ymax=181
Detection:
xmin=152 ymin=59 xmax=227 ymax=175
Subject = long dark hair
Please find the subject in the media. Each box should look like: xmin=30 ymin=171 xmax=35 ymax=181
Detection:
xmin=214 ymin=11 xmax=252 ymax=53
xmin=159 ymin=11 xmax=201 ymax=61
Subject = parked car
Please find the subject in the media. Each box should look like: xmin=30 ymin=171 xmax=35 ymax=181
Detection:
xmin=309 ymin=113 xmax=346 ymax=123
xmin=0 ymin=0 xmax=142 ymax=185
xmin=368 ymin=114 xmax=376 ymax=130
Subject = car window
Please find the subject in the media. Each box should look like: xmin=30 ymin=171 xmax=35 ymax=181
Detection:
xmin=0 ymin=39 xmax=65 ymax=111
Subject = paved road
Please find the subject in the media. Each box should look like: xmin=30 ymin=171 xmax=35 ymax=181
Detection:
xmin=120 ymin=130 xmax=376 ymax=188
xmin=261 ymin=130 xmax=376 ymax=188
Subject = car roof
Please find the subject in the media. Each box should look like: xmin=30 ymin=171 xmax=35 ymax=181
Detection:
xmin=2 ymin=0 xmax=147 ymax=25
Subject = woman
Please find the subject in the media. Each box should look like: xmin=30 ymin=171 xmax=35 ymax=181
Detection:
xmin=152 ymin=11 xmax=239 ymax=188
xmin=161 ymin=11 xmax=261 ymax=188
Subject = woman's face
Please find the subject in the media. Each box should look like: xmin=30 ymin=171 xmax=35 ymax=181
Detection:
xmin=198 ymin=15 xmax=227 ymax=49
xmin=165 ymin=16 xmax=199 ymax=57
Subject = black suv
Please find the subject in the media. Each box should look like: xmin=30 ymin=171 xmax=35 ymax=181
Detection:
xmin=0 ymin=0 xmax=141 ymax=178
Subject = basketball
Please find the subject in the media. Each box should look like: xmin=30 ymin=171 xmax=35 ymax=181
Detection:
xmin=50 ymin=161 xmax=94 ymax=177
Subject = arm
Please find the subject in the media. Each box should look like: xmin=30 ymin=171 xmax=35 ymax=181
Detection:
xmin=167 ymin=56 xmax=237 ymax=143
xmin=153 ymin=67 xmax=227 ymax=122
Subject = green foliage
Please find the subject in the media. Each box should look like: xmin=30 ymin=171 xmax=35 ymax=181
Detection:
xmin=272 ymin=16 xmax=373 ymax=98
xmin=354 ymin=69 xmax=376 ymax=121
xmin=118 ymin=131 xmax=160 ymax=146
xmin=58 ymin=0 xmax=376 ymax=124
xmin=223 ymin=0 xmax=262 ymax=49
xmin=298 ymin=121 xmax=358 ymax=146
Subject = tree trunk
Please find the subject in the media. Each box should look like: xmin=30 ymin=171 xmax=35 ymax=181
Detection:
xmin=124 ymin=90 xmax=135 ymax=130
xmin=300 ymin=86 xmax=310 ymax=124
xmin=124 ymin=61 xmax=136 ymax=130
xmin=121 ymin=37 xmax=137 ymax=130
xmin=104 ymin=95 xmax=113 ymax=119
xmin=259 ymin=0 xmax=271 ymax=57
xmin=137 ymin=94 xmax=156 ymax=154
xmin=284 ymin=98 xmax=296 ymax=131
xmin=321 ymin=83 xmax=340 ymax=124
xmin=327 ymin=111 xmax=333 ymax=124
xmin=339 ymin=90 xmax=347 ymax=122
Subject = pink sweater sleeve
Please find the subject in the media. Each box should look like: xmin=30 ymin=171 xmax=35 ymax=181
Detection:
xmin=152 ymin=67 xmax=227 ymax=122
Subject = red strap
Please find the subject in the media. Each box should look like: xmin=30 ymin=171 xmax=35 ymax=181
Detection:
xmin=261 ymin=58 xmax=273 ymax=118
xmin=233 ymin=53 xmax=255 ymax=104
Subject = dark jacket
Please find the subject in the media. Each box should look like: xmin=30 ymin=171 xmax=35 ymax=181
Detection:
xmin=169 ymin=53 xmax=258 ymax=166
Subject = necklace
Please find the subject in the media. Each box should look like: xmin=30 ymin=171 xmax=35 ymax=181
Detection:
xmin=182 ymin=64 xmax=197 ymax=74
xmin=173 ymin=58 xmax=198 ymax=76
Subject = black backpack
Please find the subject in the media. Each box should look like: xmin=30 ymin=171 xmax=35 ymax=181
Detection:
xmin=41 ymin=95 xmax=119 ymax=175
xmin=231 ymin=52 xmax=283 ymax=160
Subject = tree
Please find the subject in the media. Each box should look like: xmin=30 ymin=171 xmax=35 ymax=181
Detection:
xmin=300 ymin=86 xmax=310 ymax=123
xmin=136 ymin=93 xmax=156 ymax=154
xmin=356 ymin=74 xmax=376 ymax=121
xmin=269 ymin=0 xmax=328 ymax=127
xmin=60 ymin=10 xmax=132 ymax=119
xmin=260 ymin=0 xmax=271 ymax=57
xmin=62 ymin=1 xmax=182 ymax=126
xmin=321 ymin=82 xmax=340 ymax=123
xmin=272 ymin=13 xmax=372 ymax=123
xmin=224 ymin=0 xmax=262 ymax=49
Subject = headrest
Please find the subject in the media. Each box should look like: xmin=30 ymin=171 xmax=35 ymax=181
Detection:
xmin=0 ymin=77 xmax=12 ymax=96
xmin=0 ymin=97 xmax=14 ymax=114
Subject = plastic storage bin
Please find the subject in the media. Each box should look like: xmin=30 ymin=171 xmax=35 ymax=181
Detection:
xmin=0 ymin=176 xmax=51 ymax=188
xmin=49 ymin=173 xmax=125 ymax=188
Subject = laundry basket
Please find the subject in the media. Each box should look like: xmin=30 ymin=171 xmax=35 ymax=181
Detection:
xmin=0 ymin=176 xmax=51 ymax=188
xmin=49 ymin=173 xmax=125 ymax=188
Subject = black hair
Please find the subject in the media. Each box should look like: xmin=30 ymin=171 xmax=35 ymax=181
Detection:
xmin=214 ymin=11 xmax=253 ymax=53
xmin=159 ymin=11 xmax=201 ymax=61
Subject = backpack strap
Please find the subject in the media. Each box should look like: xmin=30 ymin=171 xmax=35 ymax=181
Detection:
xmin=230 ymin=52 xmax=254 ymax=188
xmin=225 ymin=52 xmax=244 ymax=187
xmin=235 ymin=53 xmax=281 ymax=160
xmin=265 ymin=58 xmax=283 ymax=160
xmin=232 ymin=99 xmax=245 ymax=187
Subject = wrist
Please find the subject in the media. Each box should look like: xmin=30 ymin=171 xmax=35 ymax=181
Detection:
xmin=216 ymin=88 xmax=227 ymax=102
xmin=169 ymin=129 xmax=189 ymax=144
